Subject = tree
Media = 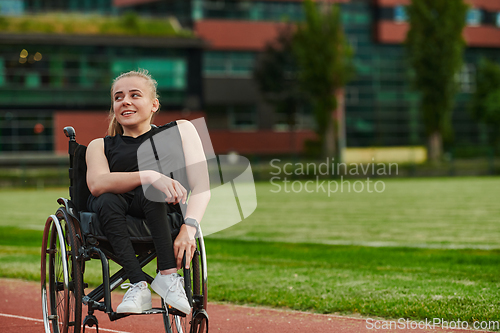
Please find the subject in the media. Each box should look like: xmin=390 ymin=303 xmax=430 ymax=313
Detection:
xmin=292 ymin=0 xmax=354 ymax=159
xmin=406 ymin=0 xmax=468 ymax=162
xmin=469 ymin=58 xmax=500 ymax=147
xmin=253 ymin=26 xmax=304 ymax=156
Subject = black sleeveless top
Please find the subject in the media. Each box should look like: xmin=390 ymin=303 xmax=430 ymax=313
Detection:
xmin=104 ymin=121 xmax=189 ymax=214
xmin=104 ymin=121 xmax=177 ymax=173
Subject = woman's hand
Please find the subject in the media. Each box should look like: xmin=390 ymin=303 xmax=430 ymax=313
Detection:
xmin=173 ymin=224 xmax=197 ymax=269
xmin=147 ymin=171 xmax=188 ymax=205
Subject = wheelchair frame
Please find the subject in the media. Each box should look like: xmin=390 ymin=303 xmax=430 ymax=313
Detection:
xmin=41 ymin=127 xmax=209 ymax=333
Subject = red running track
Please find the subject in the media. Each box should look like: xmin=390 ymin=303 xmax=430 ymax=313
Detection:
xmin=0 ymin=278 xmax=493 ymax=333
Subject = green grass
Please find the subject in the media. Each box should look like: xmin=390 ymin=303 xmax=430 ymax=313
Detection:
xmin=0 ymin=167 xmax=68 ymax=187
xmin=0 ymin=188 xmax=68 ymax=230
xmin=207 ymin=239 xmax=500 ymax=323
xmin=1 ymin=230 xmax=499 ymax=325
xmin=0 ymin=178 xmax=499 ymax=327
xmin=5 ymin=178 xmax=499 ymax=247
xmin=211 ymin=177 xmax=500 ymax=248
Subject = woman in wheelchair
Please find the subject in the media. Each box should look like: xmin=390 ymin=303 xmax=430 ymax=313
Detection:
xmin=85 ymin=69 xmax=210 ymax=315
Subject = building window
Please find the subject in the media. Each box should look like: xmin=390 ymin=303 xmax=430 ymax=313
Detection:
xmin=79 ymin=57 xmax=108 ymax=88
xmin=25 ymin=72 xmax=41 ymax=88
xmin=496 ymin=12 xmax=500 ymax=27
xmin=198 ymin=0 xmax=303 ymax=21
xmin=206 ymin=104 xmax=257 ymax=130
xmin=140 ymin=59 xmax=186 ymax=90
xmin=0 ymin=0 xmax=24 ymax=15
xmin=228 ymin=105 xmax=257 ymax=130
xmin=342 ymin=10 xmax=371 ymax=26
xmin=345 ymin=87 xmax=359 ymax=105
xmin=273 ymin=104 xmax=314 ymax=131
xmin=204 ymin=51 xmax=256 ymax=77
xmin=204 ymin=0 xmax=225 ymax=10
xmin=112 ymin=58 xmax=187 ymax=90
xmin=347 ymin=36 xmax=357 ymax=53
xmin=192 ymin=0 xmax=203 ymax=20
xmin=346 ymin=117 xmax=375 ymax=133
xmin=394 ymin=5 xmax=407 ymax=22
xmin=456 ymin=63 xmax=475 ymax=93
xmin=0 ymin=57 xmax=5 ymax=87
xmin=0 ymin=110 xmax=53 ymax=152
xmin=466 ymin=8 xmax=482 ymax=26
xmin=24 ymin=0 xmax=113 ymax=14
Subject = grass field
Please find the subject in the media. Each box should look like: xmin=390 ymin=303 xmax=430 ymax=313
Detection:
xmin=1 ymin=177 xmax=499 ymax=327
xmin=213 ymin=177 xmax=500 ymax=248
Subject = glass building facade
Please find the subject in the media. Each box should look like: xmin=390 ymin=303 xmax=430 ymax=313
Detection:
xmin=1 ymin=43 xmax=192 ymax=107
xmin=2 ymin=0 xmax=500 ymax=153
xmin=200 ymin=0 xmax=500 ymax=149
xmin=0 ymin=34 xmax=202 ymax=152
xmin=341 ymin=0 xmax=500 ymax=148
xmin=203 ymin=51 xmax=256 ymax=77
xmin=192 ymin=0 xmax=304 ymax=21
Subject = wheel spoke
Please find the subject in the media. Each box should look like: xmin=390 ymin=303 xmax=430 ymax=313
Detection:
xmin=57 ymin=294 xmax=64 ymax=307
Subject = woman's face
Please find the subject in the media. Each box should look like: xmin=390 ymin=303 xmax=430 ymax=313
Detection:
xmin=112 ymin=76 xmax=158 ymax=128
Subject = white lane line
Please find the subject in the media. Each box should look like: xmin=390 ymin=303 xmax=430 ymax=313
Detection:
xmin=0 ymin=313 xmax=132 ymax=333
xmin=0 ymin=313 xmax=42 ymax=323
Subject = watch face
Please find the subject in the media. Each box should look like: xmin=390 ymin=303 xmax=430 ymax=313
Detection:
xmin=186 ymin=218 xmax=199 ymax=228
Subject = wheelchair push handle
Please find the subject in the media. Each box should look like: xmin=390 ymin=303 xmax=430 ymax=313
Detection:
xmin=64 ymin=126 xmax=76 ymax=141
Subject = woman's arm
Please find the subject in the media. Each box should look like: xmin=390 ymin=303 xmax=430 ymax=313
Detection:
xmin=177 ymin=120 xmax=211 ymax=224
xmin=173 ymin=120 xmax=211 ymax=269
xmin=86 ymin=138 xmax=143 ymax=196
xmin=86 ymin=138 xmax=187 ymax=203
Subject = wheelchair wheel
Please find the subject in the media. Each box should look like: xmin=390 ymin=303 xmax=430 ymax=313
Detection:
xmin=163 ymin=236 xmax=208 ymax=333
xmin=162 ymin=298 xmax=192 ymax=333
xmin=41 ymin=209 xmax=83 ymax=333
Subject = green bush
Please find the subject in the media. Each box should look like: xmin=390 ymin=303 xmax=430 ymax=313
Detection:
xmin=1 ymin=12 xmax=193 ymax=37
xmin=0 ymin=16 xmax=9 ymax=30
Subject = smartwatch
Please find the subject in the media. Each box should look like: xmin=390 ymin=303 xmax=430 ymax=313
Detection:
xmin=184 ymin=218 xmax=200 ymax=239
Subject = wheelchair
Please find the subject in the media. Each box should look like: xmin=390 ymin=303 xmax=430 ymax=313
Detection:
xmin=41 ymin=126 xmax=209 ymax=333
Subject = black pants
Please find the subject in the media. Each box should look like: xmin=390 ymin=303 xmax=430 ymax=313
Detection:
xmin=88 ymin=187 xmax=176 ymax=284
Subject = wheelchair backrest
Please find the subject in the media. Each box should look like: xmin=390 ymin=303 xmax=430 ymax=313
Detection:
xmin=65 ymin=126 xmax=91 ymax=213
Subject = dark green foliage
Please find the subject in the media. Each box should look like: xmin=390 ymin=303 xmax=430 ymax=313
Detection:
xmin=1 ymin=12 xmax=189 ymax=37
xmin=254 ymin=1 xmax=354 ymax=158
xmin=0 ymin=16 xmax=9 ymax=30
xmin=120 ymin=11 xmax=141 ymax=34
xmin=469 ymin=58 xmax=500 ymax=145
xmin=254 ymin=26 xmax=303 ymax=129
xmin=406 ymin=0 xmax=468 ymax=157
xmin=100 ymin=11 xmax=180 ymax=36
xmin=292 ymin=0 xmax=354 ymax=158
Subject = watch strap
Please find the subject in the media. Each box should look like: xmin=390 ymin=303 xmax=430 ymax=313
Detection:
xmin=184 ymin=218 xmax=200 ymax=238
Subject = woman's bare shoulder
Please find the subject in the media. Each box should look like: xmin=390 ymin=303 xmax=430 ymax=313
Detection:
xmin=88 ymin=137 xmax=104 ymax=149
xmin=86 ymin=138 xmax=105 ymax=157
xmin=176 ymin=119 xmax=197 ymax=133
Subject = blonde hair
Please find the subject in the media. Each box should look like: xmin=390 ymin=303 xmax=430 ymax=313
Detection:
xmin=108 ymin=69 xmax=160 ymax=136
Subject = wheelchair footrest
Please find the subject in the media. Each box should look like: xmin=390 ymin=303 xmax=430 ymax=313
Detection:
xmin=142 ymin=308 xmax=167 ymax=315
xmin=108 ymin=307 xmax=172 ymax=321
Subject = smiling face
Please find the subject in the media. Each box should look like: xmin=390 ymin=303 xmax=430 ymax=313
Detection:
xmin=111 ymin=75 xmax=159 ymax=135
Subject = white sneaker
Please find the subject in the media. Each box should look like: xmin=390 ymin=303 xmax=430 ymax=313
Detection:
xmin=151 ymin=272 xmax=191 ymax=314
xmin=116 ymin=281 xmax=152 ymax=314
